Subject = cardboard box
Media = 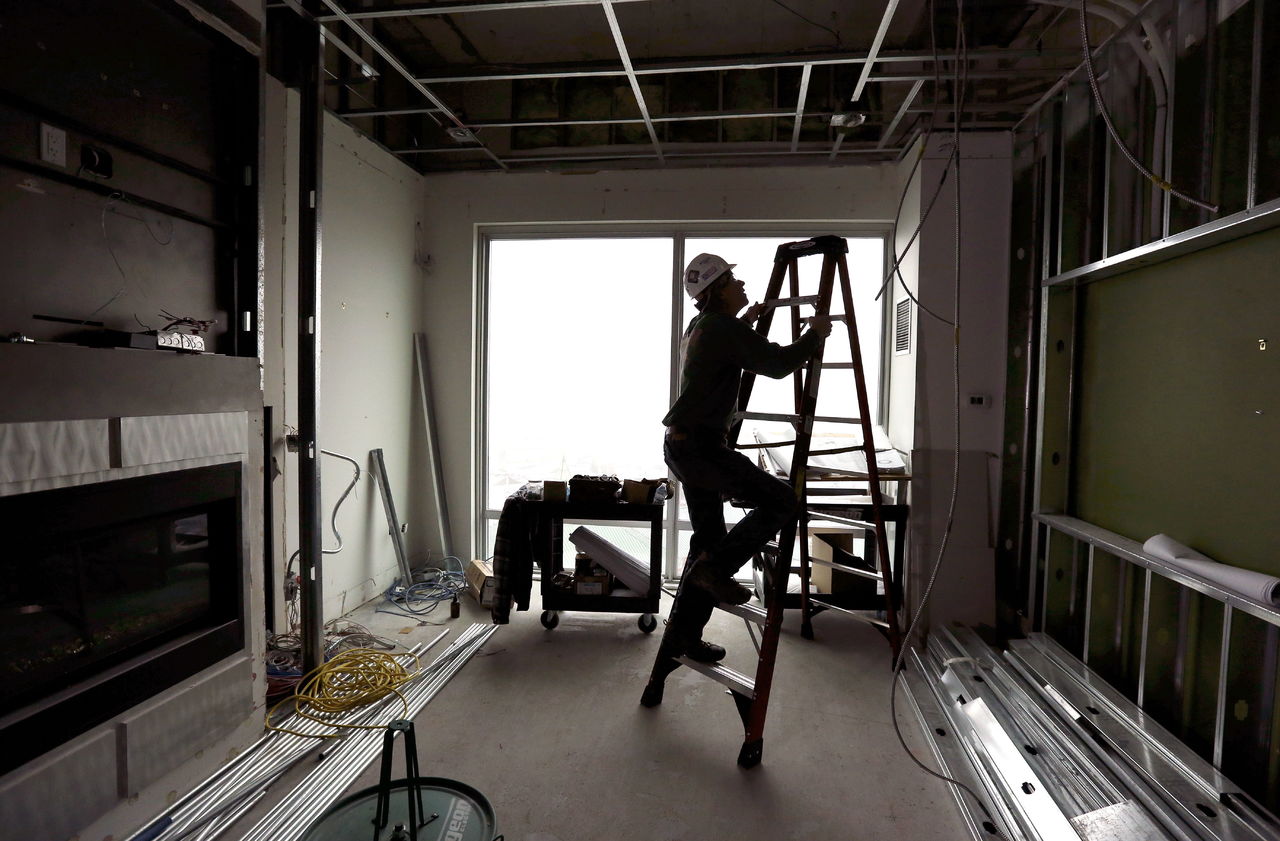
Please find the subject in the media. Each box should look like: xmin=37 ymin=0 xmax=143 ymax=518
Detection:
xmin=809 ymin=528 xmax=878 ymax=597
xmin=574 ymin=573 xmax=611 ymax=596
xmin=543 ymin=480 xmax=566 ymax=502
xmin=466 ymin=558 xmax=495 ymax=607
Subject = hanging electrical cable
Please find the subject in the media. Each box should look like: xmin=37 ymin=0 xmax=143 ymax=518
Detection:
xmin=1078 ymin=0 xmax=1218 ymax=213
xmin=281 ymin=447 xmax=362 ymax=631
xmin=874 ymin=0 xmax=959 ymax=329
xmin=881 ymin=0 xmax=1006 ymax=834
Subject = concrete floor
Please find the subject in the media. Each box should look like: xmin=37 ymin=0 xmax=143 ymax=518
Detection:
xmin=273 ymin=587 xmax=972 ymax=841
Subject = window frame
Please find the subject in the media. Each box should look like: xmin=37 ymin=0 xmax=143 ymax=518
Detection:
xmin=474 ymin=222 xmax=895 ymax=579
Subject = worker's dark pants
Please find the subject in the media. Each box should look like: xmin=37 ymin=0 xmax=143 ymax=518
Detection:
xmin=661 ymin=428 xmax=797 ymax=647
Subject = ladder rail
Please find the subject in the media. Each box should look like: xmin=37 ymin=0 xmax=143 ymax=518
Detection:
xmin=834 ymin=253 xmax=902 ymax=657
xmin=788 ymin=258 xmax=803 ymax=422
xmin=743 ymin=242 xmax=838 ymax=754
xmin=728 ymin=259 xmax=789 ymax=449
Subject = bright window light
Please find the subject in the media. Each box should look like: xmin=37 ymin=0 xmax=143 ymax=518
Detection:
xmin=481 ymin=232 xmax=887 ymax=580
xmin=485 ymin=237 xmax=674 ymax=511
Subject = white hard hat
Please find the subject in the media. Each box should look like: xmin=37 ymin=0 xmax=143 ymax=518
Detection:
xmin=683 ymin=253 xmax=736 ymax=299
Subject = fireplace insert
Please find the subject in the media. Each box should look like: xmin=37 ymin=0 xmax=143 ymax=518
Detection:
xmin=0 ymin=463 xmax=244 ymax=773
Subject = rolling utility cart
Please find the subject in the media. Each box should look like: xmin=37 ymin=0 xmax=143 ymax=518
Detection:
xmin=525 ymin=500 xmax=663 ymax=633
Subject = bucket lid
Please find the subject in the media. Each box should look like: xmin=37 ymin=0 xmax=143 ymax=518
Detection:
xmin=302 ymin=777 xmax=497 ymax=841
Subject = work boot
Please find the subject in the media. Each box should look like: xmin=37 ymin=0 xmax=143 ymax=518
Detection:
xmin=684 ymin=562 xmax=753 ymax=606
xmin=682 ymin=639 xmax=727 ymax=663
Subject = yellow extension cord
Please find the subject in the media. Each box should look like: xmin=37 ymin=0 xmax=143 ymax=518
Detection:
xmin=266 ymin=648 xmax=422 ymax=738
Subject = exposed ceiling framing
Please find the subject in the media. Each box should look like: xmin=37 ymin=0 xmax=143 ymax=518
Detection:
xmin=304 ymin=0 xmax=1085 ymax=173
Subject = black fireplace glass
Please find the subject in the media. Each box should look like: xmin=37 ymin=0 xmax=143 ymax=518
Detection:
xmin=0 ymin=464 xmax=242 ymax=718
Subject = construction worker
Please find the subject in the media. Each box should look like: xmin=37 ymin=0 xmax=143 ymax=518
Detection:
xmin=659 ymin=252 xmax=831 ymax=663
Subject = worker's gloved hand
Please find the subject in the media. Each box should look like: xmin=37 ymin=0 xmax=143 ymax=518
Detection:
xmin=739 ymin=301 xmax=767 ymax=325
xmin=808 ymin=314 xmax=833 ymax=338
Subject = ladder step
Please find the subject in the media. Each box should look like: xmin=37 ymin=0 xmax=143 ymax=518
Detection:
xmin=735 ymin=439 xmax=796 ymax=450
xmin=808 ymin=598 xmax=890 ymax=628
xmin=675 ymin=657 xmax=757 ymax=697
xmin=821 ymin=362 xmax=855 ymax=369
xmin=806 ymin=510 xmax=879 ymax=530
xmin=719 ymin=601 xmax=768 ymax=625
xmin=764 ymin=295 xmax=819 ymax=308
xmin=809 ymin=466 xmax=888 ymax=478
xmin=736 ymin=411 xmax=800 ymax=423
xmin=802 ymin=314 xmax=849 ymax=324
xmin=735 ymin=411 xmax=862 ymax=425
xmin=807 ymin=557 xmax=881 ymax=581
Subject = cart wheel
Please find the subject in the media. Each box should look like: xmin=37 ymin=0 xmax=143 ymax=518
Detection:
xmin=540 ymin=610 xmax=559 ymax=629
xmin=638 ymin=614 xmax=657 ymax=633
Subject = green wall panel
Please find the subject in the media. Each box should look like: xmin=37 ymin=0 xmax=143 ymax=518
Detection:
xmin=1074 ymin=225 xmax=1280 ymax=575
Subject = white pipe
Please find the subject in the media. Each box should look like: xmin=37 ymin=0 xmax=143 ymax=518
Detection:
xmin=238 ymin=626 xmax=495 ymax=841
xmin=1032 ymin=0 xmax=1169 ymax=240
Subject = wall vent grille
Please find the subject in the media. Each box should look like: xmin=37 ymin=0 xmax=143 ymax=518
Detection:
xmin=894 ymin=298 xmax=912 ymax=355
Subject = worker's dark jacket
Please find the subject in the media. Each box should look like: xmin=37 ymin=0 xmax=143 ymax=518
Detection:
xmin=662 ymin=311 xmax=822 ymax=433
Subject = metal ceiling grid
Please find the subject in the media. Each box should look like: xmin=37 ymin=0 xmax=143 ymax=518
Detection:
xmin=313 ymin=0 xmax=1081 ymax=173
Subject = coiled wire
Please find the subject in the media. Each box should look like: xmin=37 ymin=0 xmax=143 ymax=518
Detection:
xmin=265 ymin=647 xmax=422 ymax=738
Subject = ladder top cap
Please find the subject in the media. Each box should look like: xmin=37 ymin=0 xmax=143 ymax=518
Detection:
xmin=774 ymin=235 xmax=849 ymax=263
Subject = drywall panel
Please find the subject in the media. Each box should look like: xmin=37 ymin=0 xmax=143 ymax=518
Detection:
xmin=1074 ymin=224 xmax=1280 ymax=575
xmin=317 ymin=114 xmax=429 ymax=618
xmin=262 ymin=78 xmax=429 ymax=624
xmin=420 ymin=163 xmax=902 ymax=563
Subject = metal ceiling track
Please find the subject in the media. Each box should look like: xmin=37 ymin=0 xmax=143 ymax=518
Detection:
xmin=344 ymin=100 xmax=1033 ymax=124
xmin=317 ymin=0 xmax=652 ymax=20
xmin=315 ymin=0 xmax=1072 ymax=170
xmin=599 ymin=0 xmax=663 ymax=163
xmin=877 ymin=79 xmax=923 ymax=150
xmin=317 ymin=0 xmax=509 ymax=169
xmin=852 ymin=0 xmax=902 ymax=103
xmin=414 ymin=48 xmax=1072 ymax=85
xmin=901 ymin=625 xmax=1280 ymax=840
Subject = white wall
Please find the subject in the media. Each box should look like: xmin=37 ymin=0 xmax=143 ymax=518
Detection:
xmin=908 ymin=133 xmax=1012 ymax=630
xmin=263 ymin=79 xmax=430 ymax=625
xmin=887 ymin=146 xmax=922 ymax=453
xmin=417 ymin=164 xmax=903 ymax=561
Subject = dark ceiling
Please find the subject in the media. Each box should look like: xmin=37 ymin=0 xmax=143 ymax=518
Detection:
xmin=309 ymin=0 xmax=1083 ymax=173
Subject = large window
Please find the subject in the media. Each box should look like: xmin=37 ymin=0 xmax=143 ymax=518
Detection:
xmin=481 ymin=231 xmax=888 ymax=578
xmin=483 ymin=237 xmax=674 ymax=554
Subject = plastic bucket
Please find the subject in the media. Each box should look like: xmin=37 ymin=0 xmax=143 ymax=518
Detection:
xmin=301 ymin=777 xmax=498 ymax=841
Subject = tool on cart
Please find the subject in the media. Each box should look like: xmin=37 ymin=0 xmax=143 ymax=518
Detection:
xmin=640 ymin=235 xmax=902 ymax=768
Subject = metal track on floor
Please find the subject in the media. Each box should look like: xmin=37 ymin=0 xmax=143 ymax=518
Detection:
xmin=901 ymin=626 xmax=1280 ymax=840
xmin=126 ymin=623 xmax=499 ymax=841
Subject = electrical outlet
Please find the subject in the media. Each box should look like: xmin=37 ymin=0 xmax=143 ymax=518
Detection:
xmin=39 ymin=123 xmax=66 ymax=168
